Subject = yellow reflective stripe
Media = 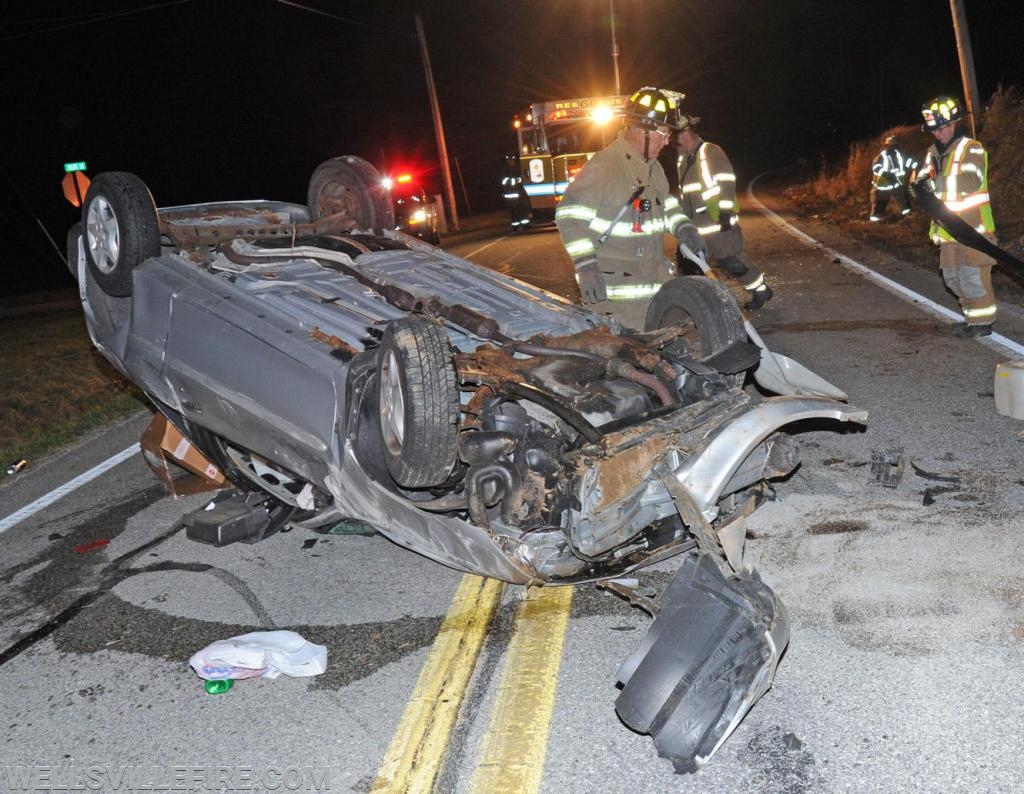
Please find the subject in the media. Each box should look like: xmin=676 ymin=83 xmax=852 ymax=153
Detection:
xmin=681 ymin=182 xmax=702 ymax=193
xmin=714 ymin=173 xmax=736 ymax=182
xmin=697 ymin=222 xmax=719 ymax=235
xmin=587 ymin=218 xmax=667 ymax=237
xmin=965 ymin=305 xmax=997 ymax=319
xmin=699 ymin=145 xmax=714 ymax=187
xmin=565 ymin=239 xmax=595 ymax=257
xmin=605 ymin=283 xmax=662 ymax=299
xmin=945 ymin=192 xmax=990 ymax=212
xmin=951 ymin=137 xmax=971 ymax=165
xmin=702 ymin=185 xmax=721 ymax=201
xmin=719 ymin=199 xmax=735 ymax=210
xmin=664 ymin=195 xmax=680 ymax=210
xmin=555 ymin=205 xmax=597 ymax=221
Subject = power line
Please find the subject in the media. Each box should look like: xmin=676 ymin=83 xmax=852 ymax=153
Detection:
xmin=273 ymin=0 xmax=413 ymax=37
xmin=0 ymin=0 xmax=194 ymax=42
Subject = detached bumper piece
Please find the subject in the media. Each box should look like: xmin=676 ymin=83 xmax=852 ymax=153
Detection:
xmin=184 ymin=490 xmax=278 ymax=546
xmin=614 ymin=552 xmax=789 ymax=773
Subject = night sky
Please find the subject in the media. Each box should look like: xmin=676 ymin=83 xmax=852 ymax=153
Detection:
xmin=2 ymin=0 xmax=1020 ymax=295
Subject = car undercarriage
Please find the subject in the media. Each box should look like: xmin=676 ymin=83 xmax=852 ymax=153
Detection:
xmin=68 ymin=155 xmax=866 ymax=771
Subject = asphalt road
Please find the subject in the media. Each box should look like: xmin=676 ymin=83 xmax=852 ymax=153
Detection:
xmin=2 ymin=197 xmax=1024 ymax=793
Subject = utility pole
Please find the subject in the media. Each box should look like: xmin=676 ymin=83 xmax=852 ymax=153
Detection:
xmin=415 ymin=13 xmax=460 ymax=231
xmin=609 ymin=0 xmax=621 ymax=95
xmin=949 ymin=0 xmax=981 ymax=137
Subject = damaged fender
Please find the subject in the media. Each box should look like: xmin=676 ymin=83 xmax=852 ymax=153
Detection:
xmin=615 ymin=551 xmax=789 ymax=773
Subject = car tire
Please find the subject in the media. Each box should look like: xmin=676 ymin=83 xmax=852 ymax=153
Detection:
xmin=66 ymin=222 xmax=85 ymax=279
xmin=81 ymin=172 xmax=161 ymax=297
xmin=307 ymin=156 xmax=395 ymax=235
xmin=377 ymin=316 xmax=460 ymax=489
xmin=188 ymin=425 xmax=301 ymax=537
xmin=644 ymin=276 xmax=748 ymax=386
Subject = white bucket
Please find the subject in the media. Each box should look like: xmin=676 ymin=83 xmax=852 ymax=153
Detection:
xmin=994 ymin=361 xmax=1024 ymax=420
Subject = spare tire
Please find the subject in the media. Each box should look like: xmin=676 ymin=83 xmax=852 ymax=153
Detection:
xmin=307 ymin=155 xmax=395 ymax=234
xmin=81 ymin=172 xmax=161 ymax=297
xmin=377 ymin=316 xmax=460 ymax=488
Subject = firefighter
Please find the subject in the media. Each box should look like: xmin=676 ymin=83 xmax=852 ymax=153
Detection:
xmin=673 ymin=115 xmax=773 ymax=310
xmin=554 ymin=86 xmax=706 ymax=329
xmin=917 ymin=96 xmax=997 ymax=338
xmin=501 ymin=155 xmax=532 ymax=231
xmin=869 ymin=135 xmax=917 ymax=221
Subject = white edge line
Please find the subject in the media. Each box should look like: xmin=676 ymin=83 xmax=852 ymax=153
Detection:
xmin=462 ymin=236 xmax=508 ymax=260
xmin=0 ymin=444 xmax=140 ymax=535
xmin=747 ymin=176 xmax=1024 ymax=360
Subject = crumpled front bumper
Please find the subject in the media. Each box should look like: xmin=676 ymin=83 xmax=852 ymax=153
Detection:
xmin=615 ymin=551 xmax=789 ymax=773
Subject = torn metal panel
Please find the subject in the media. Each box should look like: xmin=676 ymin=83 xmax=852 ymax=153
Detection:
xmin=615 ymin=551 xmax=789 ymax=773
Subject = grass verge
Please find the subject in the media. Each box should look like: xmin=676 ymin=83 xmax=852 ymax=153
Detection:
xmin=0 ymin=309 xmax=147 ymax=473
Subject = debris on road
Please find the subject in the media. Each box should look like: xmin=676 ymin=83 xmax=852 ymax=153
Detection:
xmin=870 ymin=448 xmax=905 ymax=488
xmin=910 ymin=461 xmax=961 ymax=483
xmin=189 ymin=630 xmax=328 ymax=685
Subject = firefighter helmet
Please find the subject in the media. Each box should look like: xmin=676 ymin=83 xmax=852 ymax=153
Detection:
xmin=625 ymin=87 xmax=683 ymax=131
xmin=921 ymin=96 xmax=963 ymax=131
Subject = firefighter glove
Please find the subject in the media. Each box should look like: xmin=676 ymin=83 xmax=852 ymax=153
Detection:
xmin=574 ymin=259 xmax=607 ymax=303
xmin=677 ymin=223 xmax=708 ymax=261
xmin=719 ymin=211 xmax=732 ymax=233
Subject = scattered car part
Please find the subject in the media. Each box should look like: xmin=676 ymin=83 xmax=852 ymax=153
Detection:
xmin=615 ymin=551 xmax=789 ymax=773
xmin=870 ymin=448 xmax=905 ymax=488
xmin=910 ymin=460 xmax=961 ymax=483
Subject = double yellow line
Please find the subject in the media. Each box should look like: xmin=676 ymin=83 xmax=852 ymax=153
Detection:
xmin=371 ymin=574 xmax=573 ymax=793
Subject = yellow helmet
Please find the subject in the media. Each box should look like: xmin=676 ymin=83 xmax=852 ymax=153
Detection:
xmin=625 ymin=87 xmax=684 ymax=131
xmin=921 ymin=96 xmax=962 ymax=131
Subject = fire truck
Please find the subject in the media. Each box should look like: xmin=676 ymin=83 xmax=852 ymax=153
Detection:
xmin=503 ymin=94 xmax=629 ymax=227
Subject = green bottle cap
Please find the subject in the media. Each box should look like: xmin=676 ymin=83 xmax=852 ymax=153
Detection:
xmin=204 ymin=678 xmax=234 ymax=695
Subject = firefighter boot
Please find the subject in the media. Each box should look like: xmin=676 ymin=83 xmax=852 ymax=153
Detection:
xmin=744 ymin=285 xmax=774 ymax=311
xmin=952 ymin=322 xmax=993 ymax=339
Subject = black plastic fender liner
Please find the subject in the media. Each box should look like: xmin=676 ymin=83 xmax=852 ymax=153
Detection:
xmin=614 ymin=551 xmax=790 ymax=773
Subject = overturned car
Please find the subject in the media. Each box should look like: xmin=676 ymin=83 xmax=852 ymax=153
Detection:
xmin=68 ymin=156 xmax=865 ymax=772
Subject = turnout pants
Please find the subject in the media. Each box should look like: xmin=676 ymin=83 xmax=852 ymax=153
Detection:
xmin=939 ymin=239 xmax=997 ymax=326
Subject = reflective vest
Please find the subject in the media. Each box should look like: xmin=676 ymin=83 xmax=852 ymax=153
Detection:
xmin=676 ymin=139 xmax=737 ymax=236
xmin=871 ymin=146 xmax=917 ymax=191
xmin=922 ymin=134 xmax=995 ymax=244
xmin=555 ymin=132 xmax=688 ymax=268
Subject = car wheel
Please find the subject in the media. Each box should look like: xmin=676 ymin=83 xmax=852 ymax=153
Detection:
xmin=188 ymin=426 xmax=302 ymax=535
xmin=307 ymin=156 xmax=395 ymax=235
xmin=378 ymin=316 xmax=460 ymax=488
xmin=644 ymin=276 xmax=747 ymax=386
xmin=66 ymin=222 xmax=85 ymax=279
xmin=81 ymin=172 xmax=161 ymax=297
